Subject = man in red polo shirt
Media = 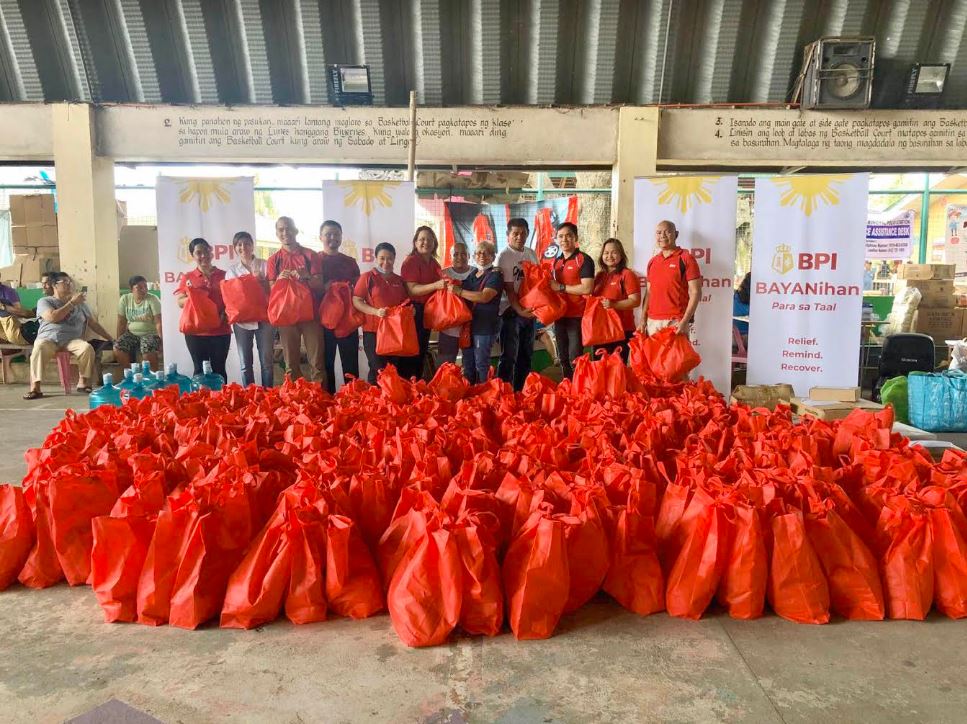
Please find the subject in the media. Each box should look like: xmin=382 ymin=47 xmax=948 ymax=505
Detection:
xmin=639 ymin=220 xmax=702 ymax=337
xmin=549 ymin=222 xmax=595 ymax=379
xmin=267 ymin=216 xmax=325 ymax=383
xmin=319 ymin=219 xmax=361 ymax=392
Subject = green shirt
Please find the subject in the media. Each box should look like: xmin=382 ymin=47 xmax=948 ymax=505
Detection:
xmin=118 ymin=293 xmax=161 ymax=337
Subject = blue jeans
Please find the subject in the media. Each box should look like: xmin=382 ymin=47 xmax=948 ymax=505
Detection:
xmin=462 ymin=332 xmax=496 ymax=384
xmin=233 ymin=322 xmax=275 ymax=387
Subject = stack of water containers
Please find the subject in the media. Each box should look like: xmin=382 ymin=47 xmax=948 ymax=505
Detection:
xmin=89 ymin=360 xmax=223 ymax=409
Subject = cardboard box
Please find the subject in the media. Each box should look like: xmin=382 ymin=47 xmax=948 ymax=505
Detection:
xmin=0 ymin=252 xmax=60 ymax=286
xmin=12 ymin=224 xmax=58 ymax=250
xmin=730 ymin=384 xmax=794 ymax=410
xmin=900 ymin=263 xmax=956 ymax=280
xmin=808 ymin=386 xmax=860 ymax=402
xmin=895 ymin=279 xmax=955 ymax=307
xmin=791 ymin=397 xmax=884 ymax=421
xmin=9 ymin=194 xmax=56 ymax=227
xmin=915 ymin=307 xmax=965 ymax=342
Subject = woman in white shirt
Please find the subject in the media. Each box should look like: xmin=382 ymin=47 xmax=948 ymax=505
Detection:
xmin=226 ymin=231 xmax=274 ymax=386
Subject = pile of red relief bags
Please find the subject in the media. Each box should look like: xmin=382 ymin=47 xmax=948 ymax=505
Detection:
xmin=1 ymin=343 xmax=966 ymax=647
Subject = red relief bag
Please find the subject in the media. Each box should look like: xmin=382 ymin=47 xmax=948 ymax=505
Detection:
xmin=0 ymin=484 xmax=33 ymax=591
xmin=18 ymin=492 xmax=65 ymax=589
xmin=805 ymin=505 xmax=885 ymax=621
xmin=502 ymin=510 xmax=570 ymax=640
xmin=325 ymin=514 xmax=385 ymax=619
xmin=179 ymin=286 xmax=222 ymax=334
xmin=220 ymin=275 xmax=269 ymax=325
xmin=285 ymin=513 xmax=328 ymax=625
xmin=665 ymin=499 xmax=733 ymax=620
xmin=518 ymin=262 xmax=567 ymax=326
xmin=640 ymin=327 xmax=701 ymax=382
xmin=453 ymin=514 xmax=503 ymax=636
xmin=716 ymin=504 xmax=768 ymax=620
xmin=603 ymin=509 xmax=665 ymax=616
xmin=91 ymin=515 xmax=156 ymax=623
xmin=767 ymin=510 xmax=830 ymax=624
xmin=560 ymin=506 xmax=610 ymax=613
xmin=48 ymin=473 xmax=119 ymax=586
xmin=320 ymin=281 xmax=365 ymax=337
xmin=628 ymin=332 xmax=653 ymax=379
xmin=267 ymin=278 xmax=315 ymax=327
xmin=376 ymin=302 xmax=419 ymax=357
xmin=423 ymin=289 xmax=472 ymax=331
xmin=581 ymin=296 xmax=625 ymax=346
xmin=137 ymin=496 xmax=195 ymax=626
xmin=387 ymin=523 xmax=463 ymax=647
xmin=878 ymin=502 xmax=934 ymax=620
xmin=429 ymin=362 xmax=470 ymax=402
xmin=929 ymin=507 xmax=967 ymax=619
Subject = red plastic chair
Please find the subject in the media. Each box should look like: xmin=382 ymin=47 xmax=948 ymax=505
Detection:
xmin=55 ymin=350 xmax=74 ymax=394
xmin=732 ymin=324 xmax=747 ymax=367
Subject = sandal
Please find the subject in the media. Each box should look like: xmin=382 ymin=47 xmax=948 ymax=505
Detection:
xmin=23 ymin=389 xmax=44 ymax=400
xmin=75 ymin=385 xmax=93 ymax=394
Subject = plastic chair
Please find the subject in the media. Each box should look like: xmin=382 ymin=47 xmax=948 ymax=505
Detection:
xmin=55 ymin=350 xmax=74 ymax=394
xmin=731 ymin=324 xmax=747 ymax=366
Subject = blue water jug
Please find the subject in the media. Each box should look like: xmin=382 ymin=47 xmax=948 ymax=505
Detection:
xmin=192 ymin=360 xmax=224 ymax=392
xmin=89 ymin=373 xmax=122 ymax=410
xmin=161 ymin=363 xmax=193 ymax=394
xmin=121 ymin=373 xmax=151 ymax=403
xmin=116 ymin=367 xmax=137 ymax=397
xmin=140 ymin=361 xmax=164 ymax=393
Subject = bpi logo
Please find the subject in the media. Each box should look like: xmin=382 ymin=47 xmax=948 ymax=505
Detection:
xmin=690 ymin=248 xmax=712 ymax=265
xmin=771 ymin=244 xmax=838 ymax=274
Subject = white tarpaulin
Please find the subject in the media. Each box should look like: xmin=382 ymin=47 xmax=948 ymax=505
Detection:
xmin=634 ymin=176 xmax=738 ymax=394
xmin=322 ymin=180 xmax=415 ymax=388
xmin=156 ymin=177 xmax=255 ymax=383
xmin=748 ymin=173 xmax=869 ymax=395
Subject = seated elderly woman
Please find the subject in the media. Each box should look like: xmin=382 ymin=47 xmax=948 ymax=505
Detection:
xmin=24 ymin=272 xmax=113 ymax=399
xmin=114 ymin=275 xmax=163 ymax=369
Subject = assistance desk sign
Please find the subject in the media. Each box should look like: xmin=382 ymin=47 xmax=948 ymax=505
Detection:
xmin=747 ymin=174 xmax=869 ymax=396
xmin=866 ymin=210 xmax=914 ymax=259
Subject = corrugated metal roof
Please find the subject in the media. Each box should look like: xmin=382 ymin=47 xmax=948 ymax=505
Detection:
xmin=0 ymin=0 xmax=965 ymax=108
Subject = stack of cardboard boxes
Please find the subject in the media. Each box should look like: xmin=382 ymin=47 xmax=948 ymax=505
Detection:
xmin=900 ymin=264 xmax=965 ymax=343
xmin=1 ymin=194 xmax=60 ymax=286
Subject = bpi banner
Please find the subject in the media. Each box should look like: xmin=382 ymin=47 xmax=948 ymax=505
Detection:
xmin=748 ymin=174 xmax=869 ymax=395
xmin=322 ymin=180 xmax=415 ymax=388
xmin=156 ymin=177 xmax=255 ymax=383
xmin=633 ymin=176 xmax=738 ymax=394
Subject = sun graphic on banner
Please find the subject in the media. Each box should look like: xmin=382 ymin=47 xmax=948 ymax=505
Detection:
xmin=338 ymin=181 xmax=400 ymax=216
xmin=178 ymin=180 xmax=232 ymax=212
xmin=772 ymin=175 xmax=849 ymax=216
xmin=651 ymin=177 xmax=714 ymax=213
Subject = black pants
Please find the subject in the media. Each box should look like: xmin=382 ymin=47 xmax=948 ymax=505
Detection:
xmin=553 ymin=317 xmax=584 ymax=379
xmin=498 ymin=310 xmax=536 ymax=391
xmin=362 ymin=331 xmax=406 ymax=385
xmin=184 ymin=334 xmax=231 ymax=380
xmin=399 ymin=302 xmax=430 ymax=380
xmin=594 ymin=332 xmax=634 ymax=364
xmin=323 ymin=327 xmax=360 ymax=393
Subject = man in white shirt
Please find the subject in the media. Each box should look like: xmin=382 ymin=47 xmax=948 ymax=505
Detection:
xmin=496 ymin=218 xmax=538 ymax=390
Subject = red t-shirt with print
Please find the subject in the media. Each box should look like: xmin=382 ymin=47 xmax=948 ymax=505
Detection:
xmin=353 ymin=270 xmax=409 ymax=333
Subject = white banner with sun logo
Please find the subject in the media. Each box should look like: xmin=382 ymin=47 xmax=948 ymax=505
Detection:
xmin=747 ymin=173 xmax=869 ymax=396
xmin=321 ymin=180 xmax=415 ymax=388
xmin=634 ymin=176 xmax=738 ymax=394
xmin=157 ymin=176 xmax=255 ymax=383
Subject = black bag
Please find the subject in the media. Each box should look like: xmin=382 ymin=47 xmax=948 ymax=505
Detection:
xmin=19 ymin=320 xmax=39 ymax=345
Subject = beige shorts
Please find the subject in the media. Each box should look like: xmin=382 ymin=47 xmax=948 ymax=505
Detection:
xmin=646 ymin=317 xmax=697 ymax=344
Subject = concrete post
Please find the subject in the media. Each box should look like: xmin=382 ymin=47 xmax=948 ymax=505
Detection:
xmin=52 ymin=103 xmax=119 ymax=331
xmin=610 ymin=107 xmax=659 ymax=266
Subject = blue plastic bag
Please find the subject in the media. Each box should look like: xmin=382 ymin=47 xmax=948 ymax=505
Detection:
xmin=908 ymin=371 xmax=967 ymax=432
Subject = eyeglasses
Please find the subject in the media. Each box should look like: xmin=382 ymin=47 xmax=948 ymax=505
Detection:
xmin=54 ymin=279 xmax=71 ymax=287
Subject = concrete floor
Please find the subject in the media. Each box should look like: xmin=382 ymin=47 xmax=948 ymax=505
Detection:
xmin=2 ymin=384 xmax=967 ymax=723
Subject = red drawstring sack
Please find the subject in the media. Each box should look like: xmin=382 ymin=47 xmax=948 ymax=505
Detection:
xmin=137 ymin=496 xmax=195 ymax=626
xmin=220 ymin=275 xmax=269 ymax=325
xmin=387 ymin=520 xmax=463 ymax=647
xmin=267 ymin=278 xmax=315 ymax=327
xmin=878 ymin=501 xmax=934 ymax=620
xmin=502 ymin=510 xmax=570 ymax=640
xmin=560 ymin=506 xmax=610 ymax=613
xmin=320 ymin=281 xmax=365 ymax=337
xmin=0 ymin=484 xmax=34 ymax=591
xmin=519 ymin=262 xmax=567 ymax=326
xmin=424 ymin=289 xmax=472 ymax=331
xmin=18 ymin=493 xmax=63 ymax=589
xmin=637 ymin=328 xmax=701 ymax=382
xmin=581 ymin=296 xmax=625 ymax=346
xmin=665 ymin=499 xmax=733 ymax=620
xmin=603 ymin=510 xmax=665 ymax=616
xmin=929 ymin=507 xmax=967 ymax=619
xmin=767 ymin=510 xmax=830 ymax=624
xmin=376 ymin=302 xmax=419 ymax=357
xmin=325 ymin=515 xmax=384 ymax=619
xmin=285 ymin=513 xmax=328 ymax=625
xmin=91 ymin=515 xmax=156 ymax=623
xmin=453 ymin=513 xmax=503 ymax=636
xmin=48 ymin=473 xmax=119 ymax=586
xmin=716 ymin=504 xmax=767 ymax=620
xmin=179 ymin=286 xmax=222 ymax=334
xmin=429 ymin=362 xmax=470 ymax=402
xmin=805 ymin=505 xmax=885 ymax=621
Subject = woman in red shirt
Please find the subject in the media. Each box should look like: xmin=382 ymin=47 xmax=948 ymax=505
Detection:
xmin=592 ymin=238 xmax=641 ymax=362
xmin=400 ymin=226 xmax=447 ymax=379
xmin=352 ymin=242 xmax=410 ymax=384
xmin=175 ymin=237 xmax=231 ymax=380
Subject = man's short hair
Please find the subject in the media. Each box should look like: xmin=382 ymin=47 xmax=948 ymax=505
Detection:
xmin=507 ymin=217 xmax=529 ymax=234
xmin=320 ymin=220 xmax=342 ymax=233
xmin=129 ymin=275 xmax=147 ymax=287
xmin=48 ymin=271 xmax=70 ymax=285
